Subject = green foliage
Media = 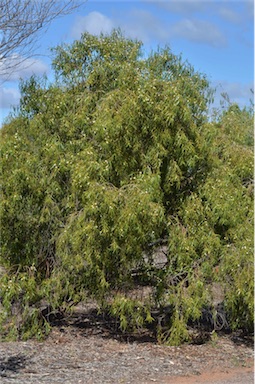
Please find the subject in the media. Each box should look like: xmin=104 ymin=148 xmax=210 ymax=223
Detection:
xmin=198 ymin=103 xmax=254 ymax=332
xmin=0 ymin=270 xmax=48 ymax=340
xmin=108 ymin=294 xmax=153 ymax=333
xmin=57 ymin=177 xmax=165 ymax=297
xmin=0 ymin=30 xmax=253 ymax=343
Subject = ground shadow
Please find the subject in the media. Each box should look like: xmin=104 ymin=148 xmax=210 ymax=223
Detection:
xmin=46 ymin=302 xmax=158 ymax=344
xmin=64 ymin=306 xmax=157 ymax=344
xmin=47 ymin=302 xmax=253 ymax=347
xmin=0 ymin=354 xmax=27 ymax=377
xmin=230 ymin=331 xmax=254 ymax=349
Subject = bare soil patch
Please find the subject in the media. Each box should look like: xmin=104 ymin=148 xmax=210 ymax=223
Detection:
xmin=0 ymin=302 xmax=253 ymax=384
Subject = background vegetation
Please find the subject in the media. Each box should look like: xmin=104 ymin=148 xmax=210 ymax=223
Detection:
xmin=0 ymin=31 xmax=253 ymax=344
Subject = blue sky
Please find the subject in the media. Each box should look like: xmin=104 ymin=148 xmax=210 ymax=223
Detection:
xmin=0 ymin=0 xmax=254 ymax=126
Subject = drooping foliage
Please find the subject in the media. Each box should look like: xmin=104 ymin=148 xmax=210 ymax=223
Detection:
xmin=0 ymin=31 xmax=253 ymax=343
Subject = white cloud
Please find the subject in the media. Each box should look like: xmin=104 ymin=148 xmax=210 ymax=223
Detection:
xmin=244 ymin=0 xmax=254 ymax=20
xmin=171 ymin=19 xmax=227 ymax=47
xmin=71 ymin=10 xmax=169 ymax=46
xmin=0 ymin=55 xmax=49 ymax=126
xmin=72 ymin=12 xmax=114 ymax=38
xmin=0 ymin=86 xmax=20 ymax=126
xmin=119 ymin=9 xmax=168 ymax=43
xmin=213 ymin=81 xmax=253 ymax=109
xmin=220 ymin=81 xmax=253 ymax=101
xmin=151 ymin=0 xmax=253 ymax=26
xmin=0 ymin=87 xmax=20 ymax=109
xmin=0 ymin=55 xmax=49 ymax=82
xmin=71 ymin=10 xmax=165 ymax=44
xmin=218 ymin=6 xmax=241 ymax=24
xmin=154 ymin=0 xmax=208 ymax=15
xmin=70 ymin=10 xmax=227 ymax=49
xmin=121 ymin=11 xmax=227 ymax=48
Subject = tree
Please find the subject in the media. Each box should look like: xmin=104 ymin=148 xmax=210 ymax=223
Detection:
xmin=0 ymin=31 xmax=253 ymax=343
xmin=0 ymin=0 xmax=86 ymax=79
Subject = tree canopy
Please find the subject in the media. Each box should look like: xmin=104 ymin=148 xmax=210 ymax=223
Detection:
xmin=0 ymin=31 xmax=253 ymax=344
